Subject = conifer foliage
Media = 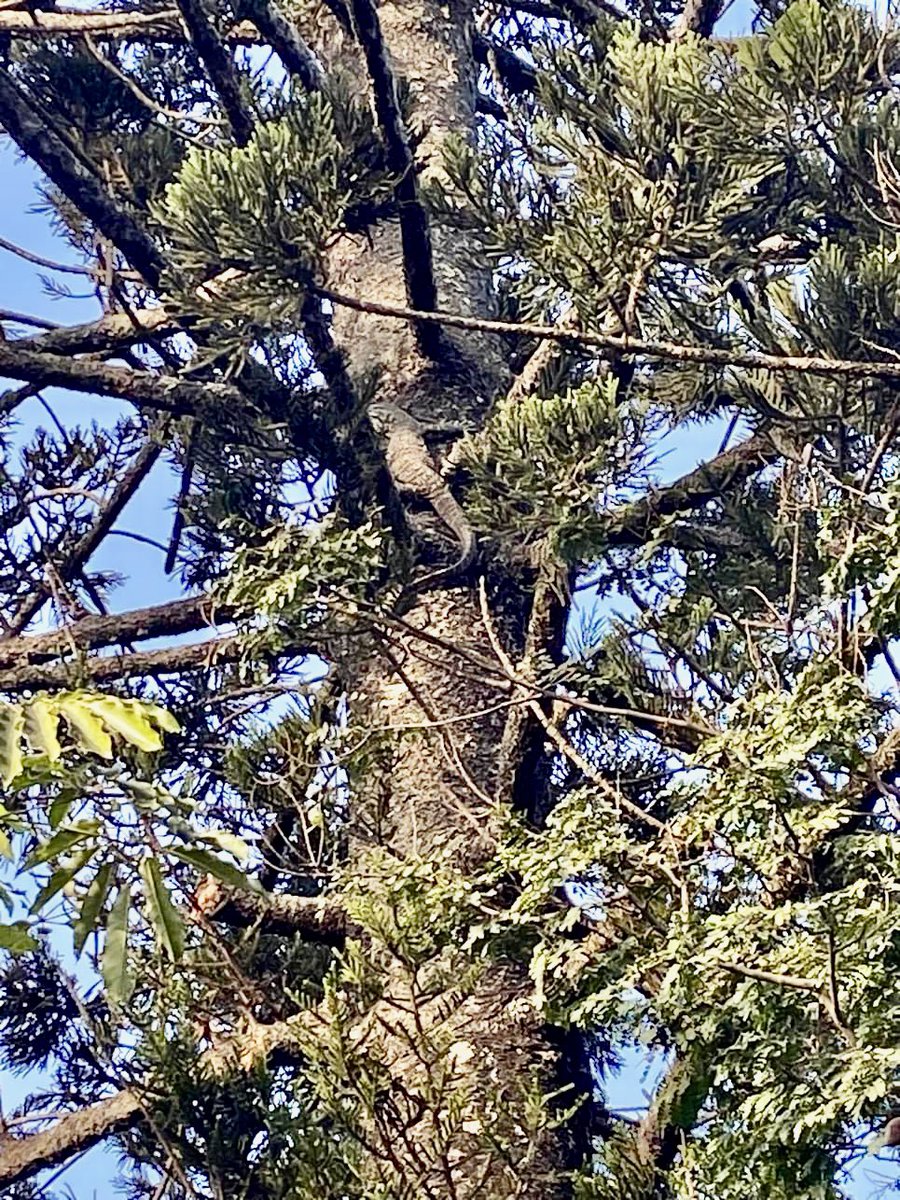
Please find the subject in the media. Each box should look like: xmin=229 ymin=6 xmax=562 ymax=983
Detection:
xmin=2 ymin=0 xmax=900 ymax=1195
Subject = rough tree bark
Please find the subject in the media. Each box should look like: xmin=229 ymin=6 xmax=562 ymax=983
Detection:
xmin=307 ymin=4 xmax=576 ymax=1194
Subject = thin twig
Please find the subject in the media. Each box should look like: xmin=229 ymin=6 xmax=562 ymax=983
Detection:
xmin=317 ymin=287 xmax=900 ymax=381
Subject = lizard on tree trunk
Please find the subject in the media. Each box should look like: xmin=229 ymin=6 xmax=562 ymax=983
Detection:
xmin=368 ymin=398 xmax=476 ymax=587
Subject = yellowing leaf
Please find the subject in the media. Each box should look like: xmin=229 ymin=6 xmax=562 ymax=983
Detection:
xmin=143 ymin=703 xmax=181 ymax=734
xmin=200 ymin=830 xmax=251 ymax=862
xmin=86 ymin=698 xmax=163 ymax=753
xmin=61 ymin=698 xmax=113 ymax=759
xmin=0 ymin=704 xmax=25 ymax=788
xmin=23 ymin=698 xmax=61 ymax=762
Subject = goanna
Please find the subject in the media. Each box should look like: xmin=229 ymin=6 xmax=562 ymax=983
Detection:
xmin=368 ymin=400 xmax=475 ymax=587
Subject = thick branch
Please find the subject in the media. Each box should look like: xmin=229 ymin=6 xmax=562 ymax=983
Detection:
xmin=0 ymin=595 xmax=233 ymax=663
xmin=0 ymin=339 xmax=244 ymax=414
xmin=14 ymin=308 xmax=181 ymax=357
xmin=0 ymin=72 xmax=165 ymax=288
xmin=175 ymin=0 xmax=255 ymax=146
xmin=0 ymin=636 xmax=244 ymax=692
xmin=0 ymin=629 xmax=322 ymax=690
xmin=473 ymin=34 xmax=539 ymax=96
xmin=0 ymin=1010 xmax=319 ymax=1189
xmin=201 ymin=882 xmax=355 ymax=943
xmin=237 ymin=0 xmax=324 ymax=90
xmin=348 ymin=0 xmax=439 ymax=349
xmin=0 ymin=1090 xmax=142 ymax=1190
xmin=671 ymin=0 xmax=723 ymax=38
xmin=604 ymin=433 xmax=778 ymax=546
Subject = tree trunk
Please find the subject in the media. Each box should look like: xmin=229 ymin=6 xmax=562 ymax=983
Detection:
xmin=310 ymin=3 xmax=576 ymax=1194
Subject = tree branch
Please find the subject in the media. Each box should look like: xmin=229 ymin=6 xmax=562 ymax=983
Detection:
xmin=0 ymin=339 xmax=245 ymax=414
xmin=671 ymin=0 xmax=723 ymax=39
xmin=0 ymin=71 xmax=165 ymax=288
xmin=0 ymin=1089 xmax=142 ymax=1190
xmin=347 ymin=0 xmax=440 ymax=352
xmin=175 ymin=0 xmax=255 ymax=146
xmin=0 ymin=635 xmax=233 ymax=691
xmin=6 ymin=436 xmax=164 ymax=634
xmin=604 ymin=433 xmax=779 ymax=546
xmin=13 ymin=308 xmax=181 ymax=357
xmin=0 ymin=634 xmax=323 ymax=691
xmin=0 ymin=595 xmax=233 ymax=663
xmin=237 ymin=0 xmax=324 ymax=90
xmin=319 ymin=288 xmax=900 ymax=380
xmin=0 ymin=1009 xmax=321 ymax=1189
xmin=473 ymin=34 xmax=539 ymax=96
xmin=199 ymin=880 xmax=355 ymax=943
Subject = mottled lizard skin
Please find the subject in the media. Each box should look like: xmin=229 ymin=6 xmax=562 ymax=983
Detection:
xmin=368 ymin=400 xmax=475 ymax=585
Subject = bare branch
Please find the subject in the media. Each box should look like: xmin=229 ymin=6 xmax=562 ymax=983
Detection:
xmin=175 ymin=0 xmax=255 ymax=145
xmin=0 ymin=1089 xmax=143 ymax=1191
xmin=716 ymin=959 xmax=819 ymax=991
xmin=604 ymin=433 xmax=779 ymax=546
xmin=671 ymin=0 xmax=723 ymax=39
xmin=348 ymin=0 xmax=439 ymax=350
xmin=0 ymin=232 xmax=93 ymax=276
xmin=7 ymin=436 xmax=165 ymax=633
xmin=319 ymin=288 xmax=900 ymax=381
xmin=0 ymin=632 xmax=322 ymax=691
xmin=0 ymin=1010 xmax=321 ymax=1190
xmin=473 ymin=34 xmax=539 ymax=96
xmin=0 ymin=595 xmax=234 ymax=663
xmin=14 ymin=307 xmax=181 ymax=357
xmin=0 ymin=338 xmax=244 ymax=414
xmin=198 ymin=880 xmax=354 ymax=943
xmin=0 ymin=308 xmax=59 ymax=332
xmin=237 ymin=0 xmax=324 ymax=90
xmin=0 ymin=635 xmax=247 ymax=692
xmin=0 ymin=6 xmax=190 ymax=38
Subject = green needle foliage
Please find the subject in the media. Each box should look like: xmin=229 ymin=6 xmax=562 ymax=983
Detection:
xmin=4 ymin=0 xmax=900 ymax=1196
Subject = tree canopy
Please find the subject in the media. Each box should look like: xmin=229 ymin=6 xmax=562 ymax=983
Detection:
xmin=1 ymin=0 xmax=900 ymax=1196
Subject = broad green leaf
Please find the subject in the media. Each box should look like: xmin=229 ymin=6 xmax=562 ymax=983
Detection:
xmin=23 ymin=822 xmax=97 ymax=870
xmin=102 ymin=885 xmax=133 ymax=1006
xmin=74 ymin=862 xmax=113 ymax=955
xmin=170 ymin=846 xmax=257 ymax=892
xmin=0 ymin=704 xmax=25 ymax=787
xmin=86 ymin=698 xmax=163 ymax=753
xmin=200 ymin=829 xmax=251 ymax=862
xmin=140 ymin=857 xmax=185 ymax=960
xmin=61 ymin=698 xmax=112 ymax=759
xmin=0 ymin=882 xmax=13 ymax=916
xmin=0 ymin=828 xmax=11 ymax=861
xmin=23 ymin=698 xmax=61 ymax=762
xmin=48 ymin=793 xmax=75 ymax=831
xmin=0 ymin=922 xmax=39 ymax=955
xmin=29 ymin=849 xmax=97 ymax=915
